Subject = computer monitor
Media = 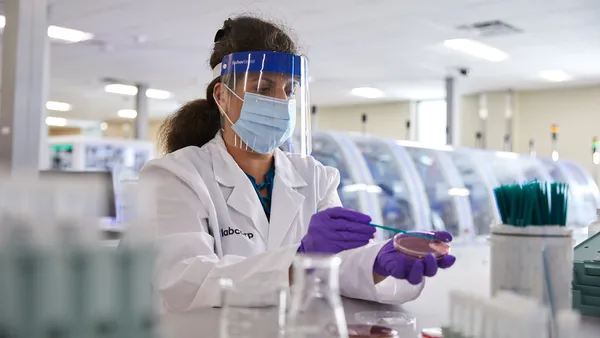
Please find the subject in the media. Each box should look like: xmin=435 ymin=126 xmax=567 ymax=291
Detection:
xmin=38 ymin=170 xmax=116 ymax=218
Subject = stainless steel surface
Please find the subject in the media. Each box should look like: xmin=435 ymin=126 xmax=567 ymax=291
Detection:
xmin=161 ymin=243 xmax=600 ymax=338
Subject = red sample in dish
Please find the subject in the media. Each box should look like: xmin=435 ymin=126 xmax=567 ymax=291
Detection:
xmin=393 ymin=234 xmax=450 ymax=259
xmin=327 ymin=324 xmax=398 ymax=338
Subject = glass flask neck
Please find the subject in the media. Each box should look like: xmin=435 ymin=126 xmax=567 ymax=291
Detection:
xmin=287 ymin=255 xmax=348 ymax=338
xmin=292 ymin=255 xmax=341 ymax=293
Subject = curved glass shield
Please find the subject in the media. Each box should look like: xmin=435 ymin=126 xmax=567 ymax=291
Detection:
xmin=518 ymin=157 xmax=551 ymax=182
xmin=353 ymin=139 xmax=417 ymax=238
xmin=448 ymin=151 xmax=496 ymax=235
xmin=215 ymin=51 xmax=310 ymax=156
xmin=562 ymin=160 xmax=598 ymax=224
xmin=311 ymin=134 xmax=361 ymax=211
xmin=403 ymin=147 xmax=461 ymax=236
xmin=538 ymin=157 xmax=568 ymax=182
xmin=479 ymin=151 xmax=525 ymax=185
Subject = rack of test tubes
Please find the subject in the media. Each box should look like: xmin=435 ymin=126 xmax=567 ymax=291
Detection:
xmin=0 ymin=177 xmax=157 ymax=338
xmin=572 ymin=231 xmax=600 ymax=317
xmin=442 ymin=290 xmax=580 ymax=338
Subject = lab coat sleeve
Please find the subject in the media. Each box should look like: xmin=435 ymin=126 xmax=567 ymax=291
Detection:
xmin=139 ymin=162 xmax=299 ymax=312
xmin=314 ymin=162 xmax=424 ymax=304
xmin=316 ymin=165 xmax=344 ymax=211
xmin=337 ymin=243 xmax=425 ymax=304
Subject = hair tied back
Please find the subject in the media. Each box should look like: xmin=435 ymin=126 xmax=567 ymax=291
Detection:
xmin=214 ymin=18 xmax=234 ymax=43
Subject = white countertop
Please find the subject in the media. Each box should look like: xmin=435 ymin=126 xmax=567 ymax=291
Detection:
xmin=160 ymin=242 xmax=600 ymax=338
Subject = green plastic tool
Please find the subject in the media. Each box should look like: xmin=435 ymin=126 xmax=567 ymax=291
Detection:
xmin=367 ymin=223 xmax=435 ymax=241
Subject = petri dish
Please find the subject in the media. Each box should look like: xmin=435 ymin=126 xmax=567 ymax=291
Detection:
xmin=355 ymin=311 xmax=416 ymax=328
xmin=393 ymin=234 xmax=450 ymax=259
xmin=326 ymin=323 xmax=399 ymax=338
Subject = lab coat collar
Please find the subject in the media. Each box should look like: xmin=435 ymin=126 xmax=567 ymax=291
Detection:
xmin=210 ymin=135 xmax=269 ymax=242
xmin=210 ymin=134 xmax=308 ymax=247
xmin=268 ymin=150 xmax=306 ymax=249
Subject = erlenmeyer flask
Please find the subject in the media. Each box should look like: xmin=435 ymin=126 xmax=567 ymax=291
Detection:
xmin=286 ymin=254 xmax=348 ymax=338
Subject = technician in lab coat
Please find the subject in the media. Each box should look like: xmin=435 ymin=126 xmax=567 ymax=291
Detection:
xmin=137 ymin=16 xmax=456 ymax=312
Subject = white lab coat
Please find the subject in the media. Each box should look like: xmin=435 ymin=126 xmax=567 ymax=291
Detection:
xmin=137 ymin=134 xmax=423 ymax=312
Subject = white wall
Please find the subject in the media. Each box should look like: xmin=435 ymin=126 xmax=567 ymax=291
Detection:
xmin=315 ymin=102 xmax=412 ymax=140
xmin=315 ymin=85 xmax=600 ymax=177
xmin=515 ymin=86 xmax=600 ymax=174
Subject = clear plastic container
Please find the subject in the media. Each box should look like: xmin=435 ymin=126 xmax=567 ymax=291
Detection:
xmin=588 ymin=209 xmax=600 ymax=238
xmin=392 ymin=233 xmax=450 ymax=259
xmin=354 ymin=311 xmax=415 ymax=328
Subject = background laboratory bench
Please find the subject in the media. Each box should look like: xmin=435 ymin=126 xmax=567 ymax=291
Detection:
xmin=161 ymin=243 xmax=600 ymax=338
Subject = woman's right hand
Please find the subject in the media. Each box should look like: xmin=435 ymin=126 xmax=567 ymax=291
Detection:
xmin=298 ymin=207 xmax=375 ymax=254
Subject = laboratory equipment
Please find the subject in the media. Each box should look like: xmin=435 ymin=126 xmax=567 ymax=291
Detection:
xmin=490 ymin=224 xmax=573 ymax=312
xmin=0 ymin=177 xmax=157 ymax=338
xmin=366 ymin=223 xmax=435 ymax=240
xmin=448 ymin=149 xmax=499 ymax=235
xmin=537 ymin=157 xmax=589 ymax=227
xmin=354 ymin=311 xmax=416 ymax=329
xmin=560 ymin=160 xmax=600 ymax=224
xmin=38 ymin=170 xmax=116 ymax=219
xmin=572 ymin=232 xmax=600 ymax=317
xmin=38 ymin=170 xmax=133 ymax=234
xmin=397 ymin=141 xmax=474 ymax=239
xmin=588 ymin=210 xmax=600 ymax=238
xmin=350 ymin=134 xmax=432 ymax=238
xmin=326 ymin=324 xmax=399 ymax=338
xmin=219 ymin=279 xmax=287 ymax=338
xmin=311 ymin=132 xmax=383 ymax=234
xmin=48 ymin=136 xmax=155 ymax=173
xmin=444 ymin=290 xmax=580 ymax=338
xmin=287 ymin=254 xmax=347 ymax=338
xmin=393 ymin=234 xmax=450 ymax=258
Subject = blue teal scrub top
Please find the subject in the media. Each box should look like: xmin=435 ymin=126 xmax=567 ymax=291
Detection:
xmin=245 ymin=165 xmax=275 ymax=221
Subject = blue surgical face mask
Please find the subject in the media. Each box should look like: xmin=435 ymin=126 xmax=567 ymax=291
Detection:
xmin=216 ymin=87 xmax=296 ymax=154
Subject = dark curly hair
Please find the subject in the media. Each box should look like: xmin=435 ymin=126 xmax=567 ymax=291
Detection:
xmin=158 ymin=16 xmax=299 ymax=153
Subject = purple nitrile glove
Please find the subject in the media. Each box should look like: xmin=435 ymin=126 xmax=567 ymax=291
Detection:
xmin=373 ymin=231 xmax=456 ymax=285
xmin=298 ymin=207 xmax=375 ymax=254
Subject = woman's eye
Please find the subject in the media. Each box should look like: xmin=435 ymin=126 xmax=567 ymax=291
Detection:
xmin=258 ymin=87 xmax=271 ymax=94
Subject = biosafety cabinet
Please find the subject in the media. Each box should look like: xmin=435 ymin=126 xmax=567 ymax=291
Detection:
xmin=396 ymin=141 xmax=476 ymax=239
xmin=350 ymin=134 xmax=431 ymax=240
xmin=538 ymin=157 xmax=600 ymax=226
xmin=330 ymin=132 xmax=600 ymax=241
xmin=310 ymin=132 xmax=384 ymax=238
xmin=47 ymin=136 xmax=156 ymax=173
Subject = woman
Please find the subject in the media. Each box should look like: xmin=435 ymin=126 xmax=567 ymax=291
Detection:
xmin=139 ymin=16 xmax=456 ymax=312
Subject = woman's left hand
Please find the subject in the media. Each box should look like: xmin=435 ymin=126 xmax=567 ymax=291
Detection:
xmin=372 ymin=231 xmax=456 ymax=285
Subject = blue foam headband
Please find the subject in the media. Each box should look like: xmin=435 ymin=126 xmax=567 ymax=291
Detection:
xmin=215 ymin=51 xmax=303 ymax=78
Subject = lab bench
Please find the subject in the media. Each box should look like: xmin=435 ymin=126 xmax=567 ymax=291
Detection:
xmin=160 ymin=243 xmax=600 ymax=338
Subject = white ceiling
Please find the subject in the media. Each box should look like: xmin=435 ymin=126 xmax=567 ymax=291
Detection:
xmin=8 ymin=0 xmax=600 ymax=121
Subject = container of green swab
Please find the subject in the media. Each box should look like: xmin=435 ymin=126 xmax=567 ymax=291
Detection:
xmin=490 ymin=181 xmax=573 ymax=313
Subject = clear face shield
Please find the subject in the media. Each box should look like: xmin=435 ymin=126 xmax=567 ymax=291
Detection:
xmin=213 ymin=51 xmax=311 ymax=156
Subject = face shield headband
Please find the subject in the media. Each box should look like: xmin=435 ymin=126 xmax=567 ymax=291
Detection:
xmin=211 ymin=51 xmax=308 ymax=155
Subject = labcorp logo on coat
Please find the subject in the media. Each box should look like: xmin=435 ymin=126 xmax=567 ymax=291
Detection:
xmin=220 ymin=227 xmax=254 ymax=239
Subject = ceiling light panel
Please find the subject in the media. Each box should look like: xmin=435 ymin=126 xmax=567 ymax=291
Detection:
xmin=145 ymin=88 xmax=171 ymax=100
xmin=444 ymin=38 xmax=509 ymax=62
xmin=539 ymin=70 xmax=572 ymax=82
xmin=118 ymin=109 xmax=138 ymax=119
xmin=0 ymin=16 xmax=93 ymax=43
xmin=45 ymin=117 xmax=67 ymax=126
xmin=46 ymin=101 xmax=72 ymax=112
xmin=105 ymin=84 xmax=138 ymax=96
xmin=351 ymin=87 xmax=384 ymax=99
xmin=105 ymin=84 xmax=172 ymax=100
